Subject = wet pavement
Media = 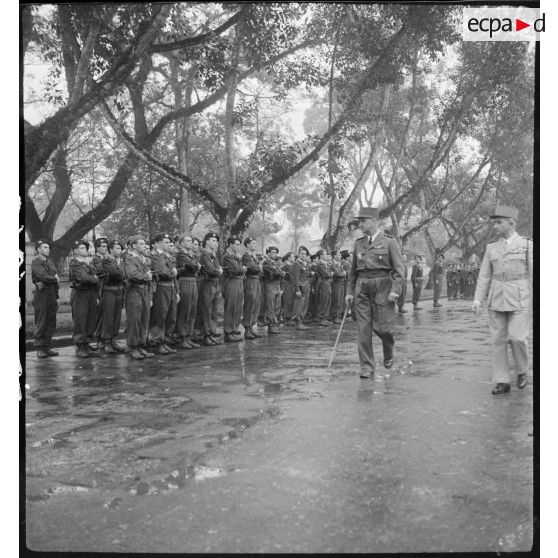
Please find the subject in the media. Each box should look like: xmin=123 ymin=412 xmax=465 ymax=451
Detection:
xmin=24 ymin=299 xmax=534 ymax=553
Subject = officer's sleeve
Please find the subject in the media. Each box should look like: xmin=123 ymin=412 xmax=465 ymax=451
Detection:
xmin=103 ymin=258 xmax=124 ymax=281
xmin=473 ymin=245 xmax=492 ymax=302
xmin=346 ymin=244 xmax=358 ymax=296
xmin=387 ymin=239 xmax=405 ymax=295
xmin=291 ymin=262 xmax=300 ymax=289
xmin=125 ymin=257 xmax=151 ymax=283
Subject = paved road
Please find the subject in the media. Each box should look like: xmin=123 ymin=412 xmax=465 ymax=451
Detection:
xmin=24 ymin=299 xmax=534 ymax=553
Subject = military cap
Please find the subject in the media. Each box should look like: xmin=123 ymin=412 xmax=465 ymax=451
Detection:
xmin=35 ymin=239 xmax=50 ymax=250
xmin=266 ymin=246 xmax=279 ymax=254
xmin=204 ymin=232 xmax=220 ymax=242
xmin=128 ymin=235 xmax=146 ymax=247
xmin=435 ymin=252 xmax=445 ymax=259
xmin=489 ymin=204 xmax=519 ymax=220
xmin=108 ymin=240 xmax=124 ymax=251
xmin=414 ymin=254 xmax=423 ymax=260
xmin=356 ymin=207 xmax=380 ymax=220
xmin=94 ymin=237 xmax=108 ymax=248
xmin=243 ymin=236 xmax=256 ymax=247
xmin=227 ymin=235 xmax=241 ymax=246
xmin=153 ymin=233 xmax=172 ymax=244
xmin=177 ymin=232 xmax=193 ymax=244
xmin=73 ymin=239 xmax=90 ymax=250
xmin=298 ymin=245 xmax=309 ymax=255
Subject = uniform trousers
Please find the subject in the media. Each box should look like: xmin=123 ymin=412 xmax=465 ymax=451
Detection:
xmin=243 ymin=276 xmax=261 ymax=327
xmin=263 ymin=281 xmax=281 ymax=325
xmin=282 ymin=281 xmax=295 ymax=320
xmin=330 ymin=279 xmax=345 ymax=319
xmin=33 ymin=285 xmax=58 ymax=348
xmin=99 ymin=287 xmax=123 ymax=342
xmin=488 ymin=309 xmax=530 ymax=383
xmin=354 ymin=275 xmax=396 ymax=372
xmin=71 ymin=289 xmax=98 ymax=346
xmin=293 ymin=283 xmax=309 ymax=322
xmin=316 ymin=278 xmax=332 ymax=319
xmin=223 ymin=277 xmax=244 ymax=334
xmin=200 ymin=279 xmax=220 ymax=335
xmin=412 ymin=278 xmax=423 ymax=304
xmin=176 ymin=278 xmax=198 ymax=339
xmin=149 ymin=285 xmax=176 ymax=344
xmin=433 ymin=275 xmax=444 ymax=302
xmin=126 ymin=285 xmax=150 ymax=349
xmin=93 ymin=282 xmax=104 ymax=341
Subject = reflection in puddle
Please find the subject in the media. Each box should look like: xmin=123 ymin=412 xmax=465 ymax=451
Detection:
xmin=191 ymin=465 xmax=225 ymax=481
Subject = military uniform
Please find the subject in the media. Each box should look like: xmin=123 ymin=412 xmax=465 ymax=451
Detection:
xmin=281 ymin=261 xmax=295 ymax=321
xmin=431 ymin=258 xmax=445 ymax=306
xmin=124 ymin=252 xmax=152 ymax=352
xmin=475 ymin=231 xmax=532 ymax=385
xmin=315 ymin=258 xmax=333 ymax=324
xmin=99 ymin=254 xmax=125 ymax=349
xmin=31 ymin=255 xmax=59 ymax=353
xmin=199 ymin=246 xmax=222 ymax=340
xmin=148 ymin=248 xmax=177 ymax=351
xmin=69 ymin=256 xmax=99 ymax=354
xmin=291 ymin=256 xmax=310 ymax=326
xmin=222 ymin=248 xmax=245 ymax=338
xmin=242 ymin=249 xmax=262 ymax=335
xmin=411 ymin=261 xmax=424 ymax=307
xmin=347 ymin=228 xmax=405 ymax=374
xmin=330 ymin=259 xmax=347 ymax=322
xmin=446 ymin=267 xmax=457 ymax=300
xmin=262 ymin=255 xmax=284 ymax=332
xmin=175 ymin=248 xmax=200 ymax=347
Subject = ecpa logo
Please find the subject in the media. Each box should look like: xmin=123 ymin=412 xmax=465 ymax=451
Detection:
xmin=463 ymin=8 xmax=545 ymax=41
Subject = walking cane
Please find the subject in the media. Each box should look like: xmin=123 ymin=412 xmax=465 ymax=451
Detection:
xmin=328 ymin=305 xmax=349 ymax=369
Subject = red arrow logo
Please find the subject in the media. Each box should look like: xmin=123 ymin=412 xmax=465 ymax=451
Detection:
xmin=516 ymin=19 xmax=530 ymax=31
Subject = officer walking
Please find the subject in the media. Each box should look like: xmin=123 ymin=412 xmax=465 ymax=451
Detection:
xmin=31 ymin=240 xmax=59 ymax=358
xmin=472 ymin=204 xmax=533 ymax=394
xmin=345 ymin=207 xmax=405 ymax=378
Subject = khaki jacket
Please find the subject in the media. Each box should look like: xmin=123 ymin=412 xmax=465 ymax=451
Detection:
xmin=474 ymin=232 xmax=533 ymax=311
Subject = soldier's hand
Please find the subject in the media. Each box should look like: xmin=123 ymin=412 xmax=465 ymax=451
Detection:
xmin=472 ymin=300 xmax=482 ymax=314
xmin=146 ymin=271 xmax=153 ymax=280
xmin=176 ymin=294 xmax=181 ymax=303
xmin=217 ymin=267 xmax=223 ymax=276
xmin=54 ymin=274 xmax=59 ymax=282
xmin=171 ymin=268 xmax=177 ymax=277
xmin=295 ymin=290 xmax=302 ymax=298
xmin=387 ymin=291 xmax=399 ymax=303
xmin=345 ymin=294 xmax=353 ymax=305
xmin=242 ymin=266 xmax=247 ymax=273
xmin=37 ymin=281 xmax=45 ymax=291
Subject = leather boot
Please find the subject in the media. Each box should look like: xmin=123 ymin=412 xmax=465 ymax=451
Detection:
xmin=268 ymin=325 xmax=282 ymax=334
xmin=296 ymin=322 xmax=309 ymax=330
xmin=163 ymin=343 xmax=177 ymax=354
xmin=127 ymin=349 xmax=144 ymax=360
xmin=111 ymin=340 xmax=125 ymax=352
xmin=104 ymin=343 xmax=117 ymax=354
xmin=250 ymin=327 xmax=262 ymax=338
xmin=138 ymin=346 xmax=154 ymax=358
xmin=202 ymin=335 xmax=216 ymax=346
xmin=186 ymin=338 xmax=200 ymax=348
xmin=152 ymin=344 xmax=171 ymax=355
xmin=244 ymin=328 xmax=256 ymax=340
xmin=75 ymin=346 xmax=90 ymax=358
xmin=210 ymin=334 xmax=224 ymax=345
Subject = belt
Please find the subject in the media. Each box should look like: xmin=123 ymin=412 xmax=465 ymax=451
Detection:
xmin=414 ymin=277 xmax=423 ymax=281
xmin=357 ymin=270 xmax=390 ymax=278
xmin=71 ymin=285 xmax=97 ymax=291
xmin=157 ymin=281 xmax=175 ymax=287
xmin=203 ymin=277 xmax=220 ymax=282
xmin=130 ymin=283 xmax=150 ymax=289
xmin=225 ymin=276 xmax=243 ymax=280
xmin=492 ymin=273 xmax=529 ymax=281
xmin=333 ymin=277 xmax=346 ymax=282
xmin=103 ymin=284 xmax=124 ymax=291
xmin=179 ymin=276 xmax=197 ymax=281
xmin=319 ymin=277 xmax=332 ymax=281
xmin=246 ymin=274 xmax=260 ymax=278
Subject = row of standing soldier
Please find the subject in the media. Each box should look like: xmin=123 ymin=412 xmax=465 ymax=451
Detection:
xmin=32 ymin=233 xmax=363 ymax=359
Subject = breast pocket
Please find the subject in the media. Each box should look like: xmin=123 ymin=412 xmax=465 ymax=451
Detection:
xmin=506 ymin=250 xmax=527 ymax=274
xmin=371 ymin=249 xmax=389 ymax=265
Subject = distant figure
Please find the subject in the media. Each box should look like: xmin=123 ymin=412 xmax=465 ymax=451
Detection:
xmin=431 ymin=253 xmax=445 ymax=307
xmin=397 ymin=254 xmax=408 ymax=313
xmin=472 ymin=204 xmax=533 ymax=394
xmin=345 ymin=207 xmax=406 ymax=379
xmin=410 ymin=255 xmax=424 ymax=310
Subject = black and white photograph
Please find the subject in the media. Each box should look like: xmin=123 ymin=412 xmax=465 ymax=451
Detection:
xmin=21 ymin=1 xmax=541 ymax=554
